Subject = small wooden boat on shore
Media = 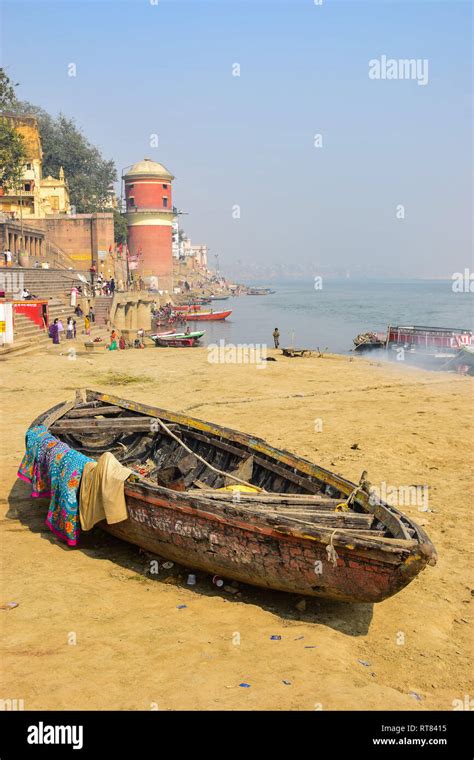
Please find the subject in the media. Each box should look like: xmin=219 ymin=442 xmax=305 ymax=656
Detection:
xmin=353 ymin=332 xmax=386 ymax=352
xmin=31 ymin=390 xmax=437 ymax=603
xmin=185 ymin=310 xmax=232 ymax=322
xmin=151 ymin=330 xmax=205 ymax=342
xmin=153 ymin=336 xmax=196 ymax=347
xmin=151 ymin=330 xmax=205 ymax=348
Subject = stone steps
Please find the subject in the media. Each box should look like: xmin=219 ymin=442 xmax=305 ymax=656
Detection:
xmin=3 ymin=267 xmax=88 ymax=301
xmin=1 ymin=299 xmax=109 ymax=360
xmin=93 ymin=295 xmax=112 ymax=326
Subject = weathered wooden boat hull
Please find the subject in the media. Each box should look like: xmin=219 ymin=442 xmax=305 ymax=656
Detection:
xmin=104 ymin=486 xmax=431 ymax=602
xmin=154 ymin=337 xmax=196 ymax=347
xmin=31 ymin=390 xmax=437 ymax=604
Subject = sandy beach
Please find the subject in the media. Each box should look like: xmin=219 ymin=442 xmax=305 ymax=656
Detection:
xmin=1 ymin=345 xmax=472 ymax=711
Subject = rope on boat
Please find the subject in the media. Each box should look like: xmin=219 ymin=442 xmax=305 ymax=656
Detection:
xmin=151 ymin=415 xmax=265 ymax=492
xmin=326 ymin=529 xmax=339 ymax=567
xmin=338 ymin=470 xmax=371 ymax=511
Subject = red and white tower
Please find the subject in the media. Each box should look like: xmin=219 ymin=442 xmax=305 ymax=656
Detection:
xmin=124 ymin=158 xmax=175 ymax=291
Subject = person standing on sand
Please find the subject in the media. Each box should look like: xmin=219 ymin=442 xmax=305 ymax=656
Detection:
xmin=57 ymin=318 xmax=64 ymax=342
xmin=49 ymin=318 xmax=60 ymax=345
xmin=107 ymin=330 xmax=118 ymax=351
xmin=66 ymin=317 xmax=74 ymax=339
xmin=273 ymin=328 xmax=280 ymax=349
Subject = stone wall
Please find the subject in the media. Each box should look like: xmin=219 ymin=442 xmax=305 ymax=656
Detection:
xmin=27 ymin=213 xmax=114 ymax=273
xmin=109 ymin=293 xmax=153 ymax=334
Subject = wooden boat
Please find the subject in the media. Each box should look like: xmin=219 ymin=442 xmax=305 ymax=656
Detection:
xmin=281 ymin=348 xmax=313 ymax=358
xmin=185 ymin=310 xmax=232 ymax=321
xmin=153 ymin=336 xmax=196 ymax=347
xmin=31 ymin=390 xmax=437 ymax=603
xmin=151 ymin=331 xmax=205 ymax=345
xmin=457 ymin=345 xmax=474 ymax=369
xmin=353 ymin=332 xmax=386 ymax=352
xmin=247 ymin=287 xmax=275 ymax=295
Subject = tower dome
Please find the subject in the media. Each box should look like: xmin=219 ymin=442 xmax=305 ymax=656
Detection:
xmin=124 ymin=158 xmax=174 ymax=182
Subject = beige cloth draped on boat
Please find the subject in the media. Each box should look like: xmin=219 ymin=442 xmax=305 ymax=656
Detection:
xmin=79 ymin=452 xmax=133 ymax=531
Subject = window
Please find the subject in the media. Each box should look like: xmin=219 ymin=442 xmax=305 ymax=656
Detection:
xmin=162 ymin=184 xmax=168 ymax=189
xmin=25 ymin=163 xmax=32 ymax=171
xmin=128 ymin=197 xmax=135 ymax=208
xmin=163 ymin=197 xmax=168 ymax=208
xmin=24 ymin=183 xmax=31 ymax=191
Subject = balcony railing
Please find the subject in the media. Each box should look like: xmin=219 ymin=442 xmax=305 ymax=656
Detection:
xmin=126 ymin=206 xmax=175 ymax=214
xmin=1 ymin=190 xmax=35 ymax=197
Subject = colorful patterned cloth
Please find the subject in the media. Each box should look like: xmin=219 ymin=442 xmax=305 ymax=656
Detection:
xmin=18 ymin=425 xmax=94 ymax=547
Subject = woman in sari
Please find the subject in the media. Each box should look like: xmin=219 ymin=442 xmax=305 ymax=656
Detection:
xmin=84 ymin=315 xmax=91 ymax=335
xmin=107 ymin=330 xmax=118 ymax=351
xmin=48 ymin=319 xmax=60 ymax=345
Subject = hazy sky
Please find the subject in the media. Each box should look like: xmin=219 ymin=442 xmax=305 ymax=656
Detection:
xmin=1 ymin=0 xmax=472 ymax=279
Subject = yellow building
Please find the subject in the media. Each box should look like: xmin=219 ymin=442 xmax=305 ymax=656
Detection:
xmin=0 ymin=113 xmax=71 ymax=218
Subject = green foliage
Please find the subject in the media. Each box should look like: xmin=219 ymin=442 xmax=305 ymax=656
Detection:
xmin=0 ymin=69 xmax=26 ymax=190
xmin=0 ymin=118 xmax=27 ymax=190
xmin=10 ymin=100 xmax=117 ymax=213
xmin=0 ymin=68 xmax=19 ymax=109
xmin=112 ymin=208 xmax=128 ymax=245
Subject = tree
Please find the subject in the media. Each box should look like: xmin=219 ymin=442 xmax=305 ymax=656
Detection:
xmin=0 ymin=69 xmax=26 ymax=190
xmin=0 ymin=118 xmax=27 ymax=191
xmin=0 ymin=68 xmax=19 ymax=110
xmin=10 ymin=101 xmax=117 ymax=213
xmin=112 ymin=208 xmax=128 ymax=245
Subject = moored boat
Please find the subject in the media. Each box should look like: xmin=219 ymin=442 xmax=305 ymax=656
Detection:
xmin=387 ymin=325 xmax=472 ymax=351
xmin=150 ymin=330 xmax=205 ymax=347
xmin=353 ymin=332 xmax=386 ymax=352
xmin=185 ymin=310 xmax=232 ymax=321
xmin=154 ymin=336 xmax=196 ymax=347
xmin=247 ymin=288 xmax=274 ymax=295
xmin=29 ymin=390 xmax=438 ymax=603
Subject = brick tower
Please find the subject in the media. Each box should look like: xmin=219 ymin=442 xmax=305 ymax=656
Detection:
xmin=124 ymin=158 xmax=175 ymax=291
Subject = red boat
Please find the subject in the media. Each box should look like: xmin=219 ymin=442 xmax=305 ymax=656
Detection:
xmin=185 ymin=310 xmax=232 ymax=321
xmin=387 ymin=325 xmax=472 ymax=350
xmin=154 ymin=336 xmax=196 ymax=347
